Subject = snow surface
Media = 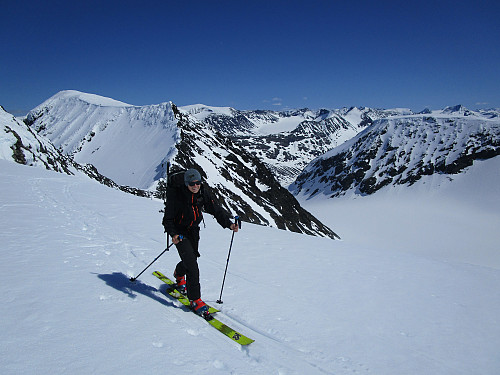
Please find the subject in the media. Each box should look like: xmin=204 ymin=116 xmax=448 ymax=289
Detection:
xmin=1 ymin=158 xmax=499 ymax=374
xmin=255 ymin=116 xmax=307 ymax=135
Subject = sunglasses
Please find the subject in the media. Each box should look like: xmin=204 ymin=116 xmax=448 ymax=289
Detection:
xmin=188 ymin=180 xmax=202 ymax=187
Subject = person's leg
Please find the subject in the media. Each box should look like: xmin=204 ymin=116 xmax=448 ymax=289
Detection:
xmin=175 ymin=237 xmax=201 ymax=300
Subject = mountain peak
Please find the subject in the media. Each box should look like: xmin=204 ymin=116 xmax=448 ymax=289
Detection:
xmin=44 ymin=90 xmax=133 ymax=108
xmin=441 ymin=104 xmax=472 ymax=115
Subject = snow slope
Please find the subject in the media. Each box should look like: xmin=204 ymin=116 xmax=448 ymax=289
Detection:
xmin=1 ymin=159 xmax=499 ymax=374
xmin=300 ymin=157 xmax=500 ymax=269
xmin=26 ymin=91 xmax=179 ymax=189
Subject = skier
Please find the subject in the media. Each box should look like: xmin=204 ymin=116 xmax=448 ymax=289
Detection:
xmin=162 ymin=168 xmax=238 ymax=316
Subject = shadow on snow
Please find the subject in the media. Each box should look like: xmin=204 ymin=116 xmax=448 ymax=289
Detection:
xmin=97 ymin=271 xmax=174 ymax=308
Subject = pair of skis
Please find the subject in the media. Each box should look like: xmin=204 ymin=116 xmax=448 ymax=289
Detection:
xmin=152 ymin=271 xmax=254 ymax=346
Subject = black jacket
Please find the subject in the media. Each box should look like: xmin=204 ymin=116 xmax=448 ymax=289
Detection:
xmin=162 ymin=185 xmax=233 ymax=238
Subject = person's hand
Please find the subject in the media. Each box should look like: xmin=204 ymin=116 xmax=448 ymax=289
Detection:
xmin=230 ymin=223 xmax=239 ymax=232
xmin=172 ymin=234 xmax=182 ymax=244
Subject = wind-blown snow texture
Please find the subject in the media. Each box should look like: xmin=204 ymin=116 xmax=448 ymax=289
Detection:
xmin=1 ymin=157 xmax=499 ymax=374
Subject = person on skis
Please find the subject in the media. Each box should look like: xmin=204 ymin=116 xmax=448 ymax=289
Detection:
xmin=162 ymin=168 xmax=238 ymax=316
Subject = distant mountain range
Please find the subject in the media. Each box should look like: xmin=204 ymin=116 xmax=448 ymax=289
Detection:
xmin=2 ymin=90 xmax=499 ymax=238
xmin=182 ymin=104 xmax=415 ymax=186
xmin=179 ymin=103 xmax=500 ymax=197
xmin=290 ymin=106 xmax=500 ymax=198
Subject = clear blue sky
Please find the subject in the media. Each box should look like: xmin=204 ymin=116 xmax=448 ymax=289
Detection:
xmin=2 ymin=0 xmax=499 ymax=115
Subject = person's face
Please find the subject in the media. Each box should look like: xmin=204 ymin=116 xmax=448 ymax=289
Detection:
xmin=187 ymin=180 xmax=201 ymax=193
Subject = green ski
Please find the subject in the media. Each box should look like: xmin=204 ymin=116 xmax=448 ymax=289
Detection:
xmin=153 ymin=271 xmax=254 ymax=345
xmin=153 ymin=271 xmax=219 ymax=314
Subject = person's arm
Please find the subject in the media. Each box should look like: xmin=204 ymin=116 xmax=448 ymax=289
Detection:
xmin=202 ymin=188 xmax=234 ymax=229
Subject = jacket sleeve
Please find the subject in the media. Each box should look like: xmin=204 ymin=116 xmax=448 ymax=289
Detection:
xmin=202 ymin=188 xmax=233 ymax=229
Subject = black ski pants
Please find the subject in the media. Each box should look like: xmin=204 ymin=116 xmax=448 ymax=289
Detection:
xmin=174 ymin=230 xmax=201 ymax=301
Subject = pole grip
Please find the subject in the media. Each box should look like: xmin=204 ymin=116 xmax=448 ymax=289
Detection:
xmin=167 ymin=234 xmax=183 ymax=249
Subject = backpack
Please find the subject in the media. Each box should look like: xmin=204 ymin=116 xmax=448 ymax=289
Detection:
xmin=163 ymin=164 xmax=186 ymax=204
xmin=167 ymin=168 xmax=187 ymax=191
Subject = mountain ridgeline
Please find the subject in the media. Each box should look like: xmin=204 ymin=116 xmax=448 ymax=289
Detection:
xmin=5 ymin=92 xmax=341 ymax=238
xmin=289 ymin=107 xmax=500 ymax=198
xmin=179 ymin=103 xmax=500 ymax=199
xmin=3 ymin=91 xmax=500 ymax=238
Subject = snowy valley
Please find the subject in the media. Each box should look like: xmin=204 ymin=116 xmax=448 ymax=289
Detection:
xmin=1 ymin=92 xmax=500 ymax=374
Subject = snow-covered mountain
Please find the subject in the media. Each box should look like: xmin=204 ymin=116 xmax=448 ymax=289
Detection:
xmin=1 ymin=105 xmax=74 ymax=174
xmin=0 ymin=105 xmax=152 ymax=197
xmin=181 ymin=105 xmax=427 ymax=187
xmin=21 ymin=91 xmax=339 ymax=238
xmin=14 ymin=90 xmax=500 ymax=234
xmin=290 ymin=107 xmax=500 ymax=198
xmin=182 ymin=105 xmax=368 ymax=186
xmin=25 ymin=90 xmax=179 ymax=190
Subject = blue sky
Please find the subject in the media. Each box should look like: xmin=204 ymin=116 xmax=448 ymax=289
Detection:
xmin=2 ymin=0 xmax=499 ymax=115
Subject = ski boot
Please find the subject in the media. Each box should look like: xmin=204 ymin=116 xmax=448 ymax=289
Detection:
xmin=173 ymin=271 xmax=187 ymax=295
xmin=190 ymin=298 xmax=212 ymax=320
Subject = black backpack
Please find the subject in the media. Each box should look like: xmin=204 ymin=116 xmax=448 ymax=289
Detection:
xmin=167 ymin=168 xmax=187 ymax=191
xmin=163 ymin=164 xmax=186 ymax=204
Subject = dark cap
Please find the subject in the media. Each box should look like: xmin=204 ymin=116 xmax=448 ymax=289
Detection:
xmin=184 ymin=169 xmax=202 ymax=186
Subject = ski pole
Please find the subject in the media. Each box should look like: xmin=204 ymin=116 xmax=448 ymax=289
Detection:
xmin=165 ymin=163 xmax=170 ymax=250
xmin=217 ymin=216 xmax=241 ymax=304
xmin=129 ymin=235 xmax=182 ymax=282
